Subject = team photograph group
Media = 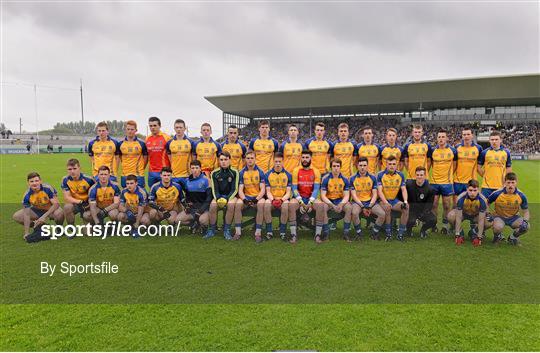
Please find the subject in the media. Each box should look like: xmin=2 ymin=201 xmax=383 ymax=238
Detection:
xmin=14 ymin=117 xmax=530 ymax=246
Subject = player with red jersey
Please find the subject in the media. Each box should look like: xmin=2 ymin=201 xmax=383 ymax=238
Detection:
xmin=288 ymin=150 xmax=325 ymax=243
xmin=146 ymin=116 xmax=171 ymax=188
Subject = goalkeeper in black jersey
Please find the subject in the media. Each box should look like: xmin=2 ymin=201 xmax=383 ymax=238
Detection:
xmin=177 ymin=160 xmax=212 ymax=232
xmin=205 ymin=151 xmax=239 ymax=239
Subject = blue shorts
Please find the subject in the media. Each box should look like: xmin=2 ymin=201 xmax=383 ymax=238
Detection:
xmin=148 ymin=172 xmax=161 ymax=188
xmin=30 ymin=207 xmax=47 ymax=217
xmin=387 ymin=198 xmax=400 ymax=207
xmin=453 ymin=183 xmax=467 ymax=195
xmin=462 ymin=213 xmax=477 ymax=222
xmin=494 ymin=214 xmax=521 ymax=226
xmin=93 ymin=175 xmax=117 ymax=183
xmin=481 ymin=188 xmax=497 ymax=199
xmin=301 ymin=197 xmax=311 ymax=205
xmin=330 ymin=198 xmax=342 ymax=205
xmin=356 ymin=200 xmax=371 ymax=207
xmin=121 ymin=176 xmax=145 ymax=188
xmin=172 ymin=177 xmax=188 ymax=186
xmin=431 ymin=183 xmax=454 ymax=196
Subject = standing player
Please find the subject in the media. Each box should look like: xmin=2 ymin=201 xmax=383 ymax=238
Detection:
xmin=304 ymin=122 xmax=333 ymax=175
xmin=118 ymin=120 xmax=148 ymax=187
xmin=478 ymin=131 xmax=512 ymax=198
xmin=146 ymin=116 xmax=171 ymax=188
xmin=350 ymin=157 xmax=385 ymax=240
xmin=221 ymin=125 xmax=247 ymax=171
xmin=249 ymin=120 xmax=279 ymax=173
xmin=487 ymin=172 xmax=529 ymax=245
xmin=235 ymin=151 xmax=266 ymax=242
xmin=88 ymin=121 xmax=120 ymax=181
xmin=320 ymin=159 xmax=352 ymax=241
xmin=332 ymin=123 xmax=358 ymax=178
xmin=61 ymin=158 xmax=95 ymax=225
xmin=264 ymin=152 xmax=292 ymax=241
xmin=288 ymin=150 xmax=324 ymax=244
xmin=194 ymin=123 xmax=222 ymax=177
xmin=118 ymin=175 xmax=151 ymax=229
xmin=379 ymin=128 xmax=403 ymax=171
xmin=13 ymin=172 xmax=64 ymax=239
xmin=430 ymin=129 xmax=458 ymax=234
xmin=88 ymin=166 xmax=121 ymax=224
xmin=176 ymin=160 xmax=212 ymax=231
xmin=454 ymin=127 xmax=483 ymax=199
xmin=206 ymin=152 xmax=239 ymax=239
xmin=447 ymin=180 xmax=488 ymax=246
xmin=148 ymin=167 xmax=183 ymax=225
xmin=402 ymin=125 xmax=431 ymax=179
xmin=280 ymin=124 xmax=303 ymax=173
xmin=166 ymin=119 xmax=196 ymax=185
xmin=376 ymin=156 xmax=409 ymax=241
xmin=357 ymin=126 xmax=380 ymax=175
xmin=405 ymin=167 xmax=436 ymax=239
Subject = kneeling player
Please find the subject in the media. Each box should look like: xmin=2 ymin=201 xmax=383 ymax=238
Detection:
xmin=487 ymin=172 xmax=530 ymax=245
xmin=235 ymin=150 xmax=266 ymax=242
xmin=320 ymin=159 xmax=352 ymax=241
xmin=148 ymin=167 xmax=183 ymax=225
xmin=447 ymin=179 xmax=489 ymax=246
xmin=376 ymin=156 xmax=409 ymax=241
xmin=264 ymin=152 xmax=292 ymax=241
xmin=89 ymin=166 xmax=121 ymax=224
xmin=13 ymin=172 xmax=64 ymax=241
xmin=288 ymin=150 xmax=324 ymax=244
xmin=61 ymin=158 xmax=95 ymax=225
xmin=350 ymin=157 xmax=385 ymax=240
xmin=405 ymin=166 xmax=436 ymax=239
xmin=176 ymin=160 xmax=212 ymax=232
xmin=206 ymin=152 xmax=239 ymax=239
xmin=118 ymin=175 xmax=151 ymax=231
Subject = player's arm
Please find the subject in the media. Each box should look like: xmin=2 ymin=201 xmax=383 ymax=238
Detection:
xmin=238 ymin=172 xmax=246 ymax=200
xmin=265 ymin=176 xmax=274 ymax=201
xmin=477 ymin=164 xmax=484 ymax=177
xmin=377 ymin=185 xmax=390 ymax=210
xmin=350 ymin=180 xmax=361 ymax=204
xmin=505 ymin=150 xmax=512 ymax=174
xmin=476 ymin=211 xmax=486 ymax=237
xmin=477 ymin=150 xmax=485 ymax=177
xmin=62 ymin=190 xmax=81 ymax=205
xmin=89 ymin=202 xmax=100 ymax=224
xmin=210 ymin=170 xmax=221 ymax=200
xmin=256 ymin=170 xmax=266 ymax=201
xmin=320 ymin=189 xmax=332 ymax=206
xmin=225 ymin=169 xmax=239 ymax=201
xmin=400 ymin=185 xmax=408 ymax=206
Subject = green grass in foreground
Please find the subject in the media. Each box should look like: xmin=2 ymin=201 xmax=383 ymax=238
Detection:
xmin=1 ymin=154 xmax=539 ymax=351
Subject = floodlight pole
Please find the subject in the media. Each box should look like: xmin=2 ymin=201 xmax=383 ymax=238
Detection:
xmin=80 ymin=79 xmax=85 ymax=130
xmin=34 ymin=84 xmax=40 ymax=154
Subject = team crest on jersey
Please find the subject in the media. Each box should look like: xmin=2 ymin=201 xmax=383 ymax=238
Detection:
xmin=228 ymin=177 xmax=233 ymax=182
xmin=420 ymin=193 xmax=425 ymax=200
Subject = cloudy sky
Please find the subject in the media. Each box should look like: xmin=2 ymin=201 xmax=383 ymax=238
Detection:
xmin=2 ymin=1 xmax=538 ymax=137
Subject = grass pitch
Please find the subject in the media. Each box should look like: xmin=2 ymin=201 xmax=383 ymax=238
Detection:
xmin=1 ymin=154 xmax=539 ymax=351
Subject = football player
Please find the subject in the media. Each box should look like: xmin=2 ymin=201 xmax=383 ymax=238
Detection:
xmin=88 ymin=121 xmax=120 ymax=181
xmin=176 ymin=160 xmax=212 ymax=231
xmin=264 ymin=152 xmax=292 ymax=241
xmin=148 ymin=167 xmax=183 ymax=225
xmin=280 ymin=124 xmax=303 ymax=173
xmin=402 ymin=125 xmax=431 ymax=179
xmin=146 ymin=116 xmax=171 ymax=188
xmin=453 ymin=127 xmax=482 ymax=199
xmin=304 ymin=122 xmax=333 ymax=175
xmin=166 ymin=118 xmax=196 ymax=185
xmin=61 ymin=158 xmax=95 ymax=225
xmin=194 ymin=123 xmax=222 ymax=177
xmin=248 ymin=120 xmax=279 ymax=173
xmin=221 ymin=125 xmax=247 ymax=171
xmin=118 ymin=120 xmax=147 ymax=187
xmin=332 ymin=123 xmax=358 ymax=178
xmin=88 ymin=166 xmax=121 ymax=224
xmin=478 ymin=131 xmax=512 ymax=198
xmin=118 ymin=174 xmax=151 ymax=229
xmin=379 ymin=128 xmax=403 ymax=171
xmin=357 ymin=126 xmax=380 ymax=175
xmin=320 ymin=159 xmax=352 ymax=241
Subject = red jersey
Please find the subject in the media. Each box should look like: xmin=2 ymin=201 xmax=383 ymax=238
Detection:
xmin=146 ymin=132 xmax=171 ymax=172
xmin=292 ymin=166 xmax=321 ymax=199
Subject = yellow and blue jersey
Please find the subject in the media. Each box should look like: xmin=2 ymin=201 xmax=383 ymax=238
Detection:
xmin=239 ymin=165 xmax=265 ymax=198
xmin=454 ymin=142 xmax=483 ymax=184
xmin=350 ymin=172 xmax=377 ymax=203
xmin=279 ymin=140 xmax=303 ymax=173
xmin=377 ymin=170 xmax=405 ymax=201
xmin=149 ymin=182 xmax=183 ymax=211
xmin=321 ymin=173 xmax=350 ymax=202
xmin=430 ymin=145 xmax=458 ymax=185
xmin=304 ymin=138 xmax=334 ymax=175
xmin=88 ymin=136 xmax=119 ymax=176
xmin=379 ymin=144 xmax=403 ymax=170
xmin=120 ymin=187 xmax=148 ymax=212
xmin=249 ymin=137 xmax=279 ymax=173
xmin=22 ymin=184 xmax=57 ymax=210
xmin=332 ymin=140 xmax=358 ymax=178
xmin=194 ymin=138 xmax=221 ymax=173
xmin=357 ymin=143 xmax=380 ymax=175
xmin=61 ymin=173 xmax=95 ymax=201
xmin=118 ymin=137 xmax=147 ymax=177
xmin=478 ymin=146 xmax=512 ymax=189
xmin=88 ymin=181 xmax=121 ymax=209
xmin=487 ymin=188 xmax=528 ymax=219
xmin=221 ymin=141 xmax=247 ymax=171
xmin=166 ymin=136 xmax=196 ymax=178
xmin=265 ymin=169 xmax=292 ymax=199
xmin=456 ymin=192 xmax=488 ymax=217
xmin=402 ymin=141 xmax=432 ymax=178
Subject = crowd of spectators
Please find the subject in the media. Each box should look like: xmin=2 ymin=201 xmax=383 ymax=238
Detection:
xmin=232 ymin=118 xmax=540 ymax=153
